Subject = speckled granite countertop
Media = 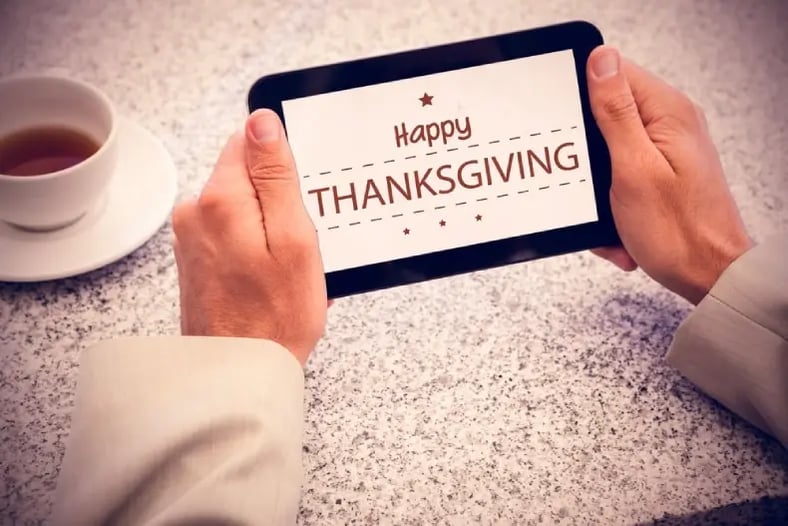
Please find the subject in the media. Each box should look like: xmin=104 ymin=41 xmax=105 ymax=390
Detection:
xmin=1 ymin=0 xmax=787 ymax=524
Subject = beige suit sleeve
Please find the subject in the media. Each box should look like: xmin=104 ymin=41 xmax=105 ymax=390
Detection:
xmin=52 ymin=336 xmax=305 ymax=526
xmin=667 ymin=234 xmax=788 ymax=446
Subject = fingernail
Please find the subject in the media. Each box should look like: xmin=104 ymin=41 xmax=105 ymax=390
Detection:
xmin=248 ymin=110 xmax=281 ymax=143
xmin=591 ymin=48 xmax=620 ymax=79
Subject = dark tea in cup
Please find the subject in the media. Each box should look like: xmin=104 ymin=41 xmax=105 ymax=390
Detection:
xmin=0 ymin=126 xmax=100 ymax=176
xmin=0 ymin=75 xmax=118 ymax=230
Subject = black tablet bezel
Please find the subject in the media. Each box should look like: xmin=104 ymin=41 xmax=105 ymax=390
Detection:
xmin=248 ymin=20 xmax=618 ymax=298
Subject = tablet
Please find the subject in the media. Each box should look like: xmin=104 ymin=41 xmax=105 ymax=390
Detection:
xmin=248 ymin=21 xmax=618 ymax=298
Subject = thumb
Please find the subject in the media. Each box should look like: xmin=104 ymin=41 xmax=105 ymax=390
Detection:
xmin=587 ymin=46 xmax=651 ymax=152
xmin=245 ymin=109 xmax=313 ymax=246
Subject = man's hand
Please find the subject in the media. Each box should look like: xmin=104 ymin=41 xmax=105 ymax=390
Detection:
xmin=172 ymin=109 xmax=327 ymax=365
xmin=587 ymin=46 xmax=753 ymax=304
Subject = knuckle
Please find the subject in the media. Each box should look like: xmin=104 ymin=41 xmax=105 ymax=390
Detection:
xmin=676 ymin=92 xmax=696 ymax=114
xmin=249 ymin=157 xmax=294 ymax=182
xmin=673 ymin=93 xmax=703 ymax=129
xmin=197 ymin=190 xmax=231 ymax=218
xmin=171 ymin=200 xmax=197 ymax=236
xmin=601 ymin=93 xmax=639 ymax=122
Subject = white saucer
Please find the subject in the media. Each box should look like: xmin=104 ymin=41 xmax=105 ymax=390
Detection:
xmin=0 ymin=116 xmax=177 ymax=282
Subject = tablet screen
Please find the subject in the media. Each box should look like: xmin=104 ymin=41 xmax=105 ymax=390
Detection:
xmin=282 ymin=49 xmax=598 ymax=273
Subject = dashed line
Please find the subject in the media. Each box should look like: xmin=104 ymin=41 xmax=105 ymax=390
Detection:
xmin=318 ymin=179 xmax=579 ymax=231
xmin=579 ymin=178 xmax=587 ymax=182
xmin=302 ymin=175 xmax=311 ymax=179
xmin=310 ymin=125 xmax=581 ymax=176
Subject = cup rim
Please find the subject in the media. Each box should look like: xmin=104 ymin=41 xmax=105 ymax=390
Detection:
xmin=0 ymin=74 xmax=117 ymax=182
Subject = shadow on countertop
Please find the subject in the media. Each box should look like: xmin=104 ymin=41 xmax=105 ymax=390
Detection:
xmin=639 ymin=495 xmax=788 ymax=526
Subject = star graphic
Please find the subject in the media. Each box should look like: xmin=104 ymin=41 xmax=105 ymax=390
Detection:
xmin=439 ymin=219 xmax=446 ymax=227
xmin=419 ymin=92 xmax=434 ymax=106
xmin=475 ymin=214 xmax=482 ymax=221
xmin=403 ymin=228 xmax=411 ymax=235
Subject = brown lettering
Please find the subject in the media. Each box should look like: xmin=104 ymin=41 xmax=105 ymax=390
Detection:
xmin=394 ymin=123 xmax=408 ymax=148
xmin=554 ymin=142 xmax=579 ymax=171
xmin=425 ymin=123 xmax=441 ymax=147
xmin=457 ymin=160 xmax=483 ymax=189
xmin=386 ymin=174 xmax=412 ymax=202
xmin=516 ymin=151 xmax=526 ymax=179
xmin=410 ymin=125 xmax=426 ymax=145
xmin=332 ymin=183 xmax=358 ymax=214
xmin=526 ymin=147 xmax=551 ymax=176
xmin=307 ymin=187 xmax=331 ymax=217
xmin=483 ymin=157 xmax=493 ymax=185
xmin=413 ymin=168 xmax=438 ymax=198
xmin=440 ymin=121 xmax=455 ymax=144
xmin=436 ymin=164 xmax=456 ymax=194
xmin=362 ymin=178 xmax=386 ymax=209
xmin=456 ymin=116 xmax=472 ymax=141
xmin=491 ymin=153 xmax=516 ymax=183
xmin=393 ymin=116 xmax=473 ymax=148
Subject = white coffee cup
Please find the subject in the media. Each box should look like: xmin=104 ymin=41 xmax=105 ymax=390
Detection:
xmin=0 ymin=75 xmax=118 ymax=231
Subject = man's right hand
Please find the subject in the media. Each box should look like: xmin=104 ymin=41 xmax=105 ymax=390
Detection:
xmin=586 ymin=46 xmax=753 ymax=305
xmin=172 ymin=110 xmax=327 ymax=365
